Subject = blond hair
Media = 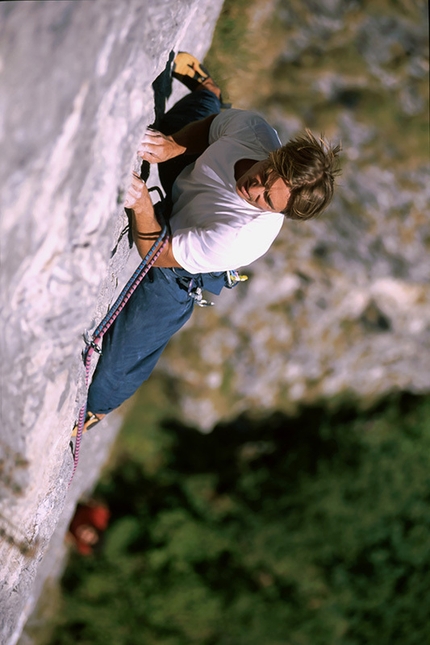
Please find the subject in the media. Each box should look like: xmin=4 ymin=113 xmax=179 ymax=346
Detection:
xmin=267 ymin=130 xmax=341 ymax=220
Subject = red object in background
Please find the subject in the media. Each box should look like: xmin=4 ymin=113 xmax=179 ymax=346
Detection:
xmin=67 ymin=502 xmax=110 ymax=555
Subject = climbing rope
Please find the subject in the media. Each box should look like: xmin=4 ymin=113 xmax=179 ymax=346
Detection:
xmin=69 ymin=192 xmax=168 ymax=485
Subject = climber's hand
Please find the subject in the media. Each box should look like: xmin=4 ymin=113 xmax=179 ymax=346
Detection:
xmin=137 ymin=128 xmax=185 ymax=164
xmin=123 ymin=172 xmax=181 ymax=268
xmin=124 ymin=172 xmax=154 ymax=217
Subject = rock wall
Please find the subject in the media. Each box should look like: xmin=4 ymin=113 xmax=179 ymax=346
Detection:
xmin=0 ymin=1 xmax=224 ymax=643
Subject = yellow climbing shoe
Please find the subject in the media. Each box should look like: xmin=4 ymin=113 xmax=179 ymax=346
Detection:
xmin=71 ymin=411 xmax=103 ymax=438
xmin=172 ymin=52 xmax=211 ymax=91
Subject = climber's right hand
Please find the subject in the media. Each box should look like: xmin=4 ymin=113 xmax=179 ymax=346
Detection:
xmin=137 ymin=128 xmax=186 ymax=164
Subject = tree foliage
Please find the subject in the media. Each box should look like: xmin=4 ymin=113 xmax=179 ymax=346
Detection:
xmin=50 ymin=394 xmax=430 ymax=645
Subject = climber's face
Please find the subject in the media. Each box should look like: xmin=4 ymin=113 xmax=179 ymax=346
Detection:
xmin=236 ymin=160 xmax=290 ymax=213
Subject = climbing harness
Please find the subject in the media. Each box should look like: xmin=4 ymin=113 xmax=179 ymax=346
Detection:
xmin=185 ymin=271 xmax=248 ymax=306
xmin=69 ymin=188 xmax=168 ymax=485
xmin=187 ymin=279 xmax=214 ymax=307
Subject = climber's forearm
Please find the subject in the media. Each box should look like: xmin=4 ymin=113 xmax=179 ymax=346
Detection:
xmin=130 ymin=211 xmax=180 ymax=268
xmin=134 ymin=231 xmax=180 ymax=268
xmin=125 ymin=173 xmax=181 ymax=268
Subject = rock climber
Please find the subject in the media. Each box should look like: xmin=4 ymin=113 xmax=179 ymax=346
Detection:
xmin=77 ymin=52 xmax=341 ymax=433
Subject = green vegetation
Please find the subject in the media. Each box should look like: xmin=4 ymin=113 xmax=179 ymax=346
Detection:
xmin=49 ymin=393 xmax=430 ymax=644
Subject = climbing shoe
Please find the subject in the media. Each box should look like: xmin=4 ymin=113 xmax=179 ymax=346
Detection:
xmin=172 ymin=52 xmax=211 ymax=91
xmin=71 ymin=411 xmax=102 ymax=437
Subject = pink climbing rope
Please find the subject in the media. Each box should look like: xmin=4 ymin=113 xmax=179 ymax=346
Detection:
xmin=69 ymin=231 xmax=168 ymax=485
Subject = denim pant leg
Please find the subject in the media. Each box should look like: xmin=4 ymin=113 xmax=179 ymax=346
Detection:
xmin=158 ymin=89 xmax=221 ymax=199
xmin=87 ymin=268 xmax=195 ymax=414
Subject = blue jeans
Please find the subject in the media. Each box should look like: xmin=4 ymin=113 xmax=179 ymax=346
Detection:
xmin=87 ymin=89 xmax=225 ymax=414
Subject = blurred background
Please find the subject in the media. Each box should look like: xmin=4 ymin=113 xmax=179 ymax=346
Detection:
xmin=36 ymin=0 xmax=429 ymax=643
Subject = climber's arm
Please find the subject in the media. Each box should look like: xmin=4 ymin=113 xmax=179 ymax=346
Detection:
xmin=137 ymin=114 xmax=218 ymax=163
xmin=124 ymin=172 xmax=181 ymax=268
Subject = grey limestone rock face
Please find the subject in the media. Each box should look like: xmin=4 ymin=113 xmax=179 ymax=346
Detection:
xmin=0 ymin=1 xmax=224 ymax=642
